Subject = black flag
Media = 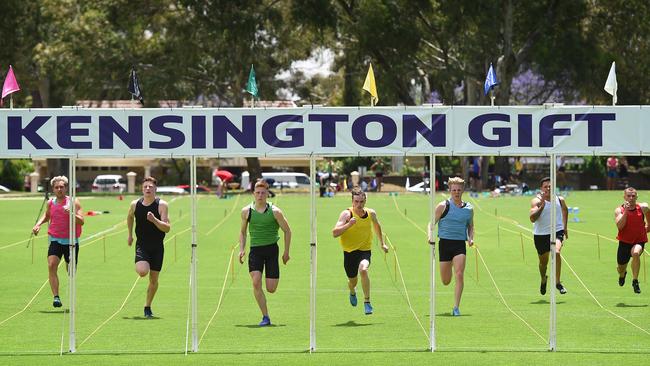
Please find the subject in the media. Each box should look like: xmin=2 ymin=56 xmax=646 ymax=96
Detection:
xmin=127 ymin=68 xmax=144 ymax=105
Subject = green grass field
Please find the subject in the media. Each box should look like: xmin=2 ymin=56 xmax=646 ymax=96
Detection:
xmin=1 ymin=190 xmax=649 ymax=365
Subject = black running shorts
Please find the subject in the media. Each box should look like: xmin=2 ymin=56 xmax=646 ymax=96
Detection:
xmin=438 ymin=238 xmax=466 ymax=262
xmin=533 ymin=230 xmax=565 ymax=256
xmin=135 ymin=242 xmax=164 ymax=271
xmin=48 ymin=240 xmax=79 ymax=264
xmin=617 ymin=242 xmax=645 ymax=265
xmin=343 ymin=250 xmax=372 ymax=278
xmin=249 ymin=243 xmax=280 ymax=279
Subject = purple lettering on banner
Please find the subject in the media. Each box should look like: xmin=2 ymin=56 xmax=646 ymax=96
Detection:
xmin=149 ymin=115 xmax=184 ymax=149
xmin=352 ymin=114 xmax=396 ymax=147
xmin=8 ymin=116 xmax=51 ymax=149
xmin=309 ymin=114 xmax=348 ymax=147
xmin=517 ymin=114 xmax=533 ymax=147
xmin=99 ymin=116 xmax=143 ymax=149
xmin=402 ymin=114 xmax=446 ymax=147
xmin=539 ymin=114 xmax=571 ymax=147
xmin=58 ymin=116 xmax=91 ymax=149
xmin=262 ymin=115 xmax=304 ymax=148
xmin=213 ymin=115 xmax=256 ymax=148
xmin=192 ymin=116 xmax=206 ymax=149
xmin=574 ymin=113 xmax=615 ymax=146
xmin=468 ymin=113 xmax=510 ymax=147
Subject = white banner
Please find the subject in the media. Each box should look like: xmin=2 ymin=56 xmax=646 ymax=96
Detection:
xmin=0 ymin=106 xmax=647 ymax=157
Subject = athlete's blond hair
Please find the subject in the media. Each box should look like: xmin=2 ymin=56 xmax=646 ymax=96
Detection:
xmin=447 ymin=177 xmax=465 ymax=187
xmin=50 ymin=176 xmax=68 ymax=187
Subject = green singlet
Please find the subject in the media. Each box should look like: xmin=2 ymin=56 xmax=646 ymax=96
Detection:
xmin=248 ymin=202 xmax=280 ymax=247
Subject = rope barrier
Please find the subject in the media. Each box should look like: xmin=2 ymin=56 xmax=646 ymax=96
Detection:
xmin=475 ymin=247 xmax=548 ymax=343
xmin=205 ymin=194 xmax=241 ymax=236
xmin=562 ymin=253 xmax=650 ymax=336
xmin=198 ymin=243 xmax=240 ymax=346
xmin=384 ymin=234 xmax=430 ymax=342
xmin=78 ymin=276 xmax=141 ymax=347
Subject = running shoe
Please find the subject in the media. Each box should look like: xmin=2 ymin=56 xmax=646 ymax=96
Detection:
xmin=349 ymin=292 xmax=358 ymax=307
xmin=53 ymin=296 xmax=62 ymax=308
xmin=619 ymin=271 xmax=627 ymax=287
xmin=540 ymin=276 xmax=548 ymax=295
xmin=259 ymin=315 xmax=271 ymax=326
xmin=556 ymin=283 xmax=567 ymax=294
xmin=633 ymin=279 xmax=641 ymax=294
xmin=144 ymin=306 xmax=154 ymax=318
xmin=452 ymin=307 xmax=461 ymax=316
xmin=364 ymin=302 xmax=373 ymax=315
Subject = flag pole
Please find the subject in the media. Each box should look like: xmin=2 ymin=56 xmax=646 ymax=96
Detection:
xmin=309 ymin=155 xmax=317 ymax=352
xmin=490 ymin=90 xmax=495 ymax=107
xmin=429 ymin=154 xmax=437 ymax=352
xmin=549 ymin=153 xmax=557 ymax=351
xmin=10 ymin=95 xmax=13 ymax=109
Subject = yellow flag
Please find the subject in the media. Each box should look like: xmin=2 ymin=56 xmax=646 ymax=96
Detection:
xmin=362 ymin=63 xmax=378 ymax=105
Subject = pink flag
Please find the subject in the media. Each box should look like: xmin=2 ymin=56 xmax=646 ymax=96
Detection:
xmin=2 ymin=65 xmax=21 ymax=100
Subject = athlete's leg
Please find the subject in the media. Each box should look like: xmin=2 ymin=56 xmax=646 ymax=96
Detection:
xmin=440 ymin=261 xmax=453 ymax=285
xmin=348 ymin=276 xmax=358 ymax=293
xmin=146 ymin=270 xmax=159 ymax=307
xmin=555 ymin=238 xmax=563 ymax=283
xmin=359 ymin=259 xmax=371 ymax=300
xmin=135 ymin=261 xmax=150 ymax=277
xmin=452 ymin=254 xmax=466 ymax=309
xmin=266 ymin=278 xmax=279 ymax=293
xmin=631 ymin=244 xmax=643 ymax=280
xmin=48 ymin=255 xmax=61 ymax=296
xmin=250 ymin=271 xmax=268 ymax=316
xmin=538 ymin=252 xmax=549 ymax=280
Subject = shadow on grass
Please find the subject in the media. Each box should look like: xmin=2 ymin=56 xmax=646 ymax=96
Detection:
xmin=234 ymin=324 xmax=286 ymax=328
xmin=38 ymin=309 xmax=69 ymax=314
xmin=437 ymin=313 xmax=472 ymax=317
xmin=530 ymin=300 xmax=565 ymax=305
xmin=615 ymin=302 xmax=648 ymax=308
xmin=332 ymin=320 xmax=376 ymax=327
xmin=121 ymin=316 xmax=162 ymax=320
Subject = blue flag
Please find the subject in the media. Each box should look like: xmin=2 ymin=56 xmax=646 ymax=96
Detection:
xmin=484 ymin=63 xmax=498 ymax=95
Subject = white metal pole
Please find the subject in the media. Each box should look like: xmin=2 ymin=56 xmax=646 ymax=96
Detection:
xmin=309 ymin=156 xmax=317 ymax=352
xmin=68 ymin=157 xmax=76 ymax=353
xmin=549 ymin=154 xmax=557 ymax=351
xmin=190 ymin=156 xmax=199 ymax=352
xmin=429 ymin=155 xmax=436 ymax=351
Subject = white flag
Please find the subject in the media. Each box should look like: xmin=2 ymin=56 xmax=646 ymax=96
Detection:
xmin=604 ymin=61 xmax=617 ymax=105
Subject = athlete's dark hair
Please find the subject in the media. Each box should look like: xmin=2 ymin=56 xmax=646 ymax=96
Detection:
xmin=143 ymin=176 xmax=157 ymax=185
xmin=254 ymin=179 xmax=269 ymax=190
xmin=351 ymin=187 xmax=366 ymax=199
xmin=540 ymin=177 xmax=551 ymax=186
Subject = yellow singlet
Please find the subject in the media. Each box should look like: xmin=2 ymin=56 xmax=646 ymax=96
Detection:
xmin=339 ymin=207 xmax=373 ymax=252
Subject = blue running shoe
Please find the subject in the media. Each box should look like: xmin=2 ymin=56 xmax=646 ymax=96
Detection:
xmin=452 ymin=307 xmax=461 ymax=316
xmin=53 ymin=296 xmax=62 ymax=308
xmin=349 ymin=293 xmax=358 ymax=307
xmin=144 ymin=306 xmax=154 ymax=318
xmin=259 ymin=315 xmax=271 ymax=326
xmin=364 ymin=302 xmax=373 ymax=315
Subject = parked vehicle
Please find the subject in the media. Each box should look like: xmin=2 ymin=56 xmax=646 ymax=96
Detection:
xmin=240 ymin=171 xmax=311 ymax=190
xmin=91 ymin=175 xmax=126 ymax=193
xmin=156 ymin=186 xmax=187 ymax=194
xmin=176 ymin=185 xmax=211 ymax=193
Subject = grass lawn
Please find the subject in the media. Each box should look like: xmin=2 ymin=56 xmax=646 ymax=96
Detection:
xmin=1 ymin=190 xmax=649 ymax=365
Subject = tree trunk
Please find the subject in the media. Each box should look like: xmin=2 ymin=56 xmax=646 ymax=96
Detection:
xmin=246 ymin=157 xmax=263 ymax=184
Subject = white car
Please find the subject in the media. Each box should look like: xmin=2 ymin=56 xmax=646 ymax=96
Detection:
xmin=156 ymin=186 xmax=187 ymax=194
xmin=92 ymin=175 xmax=126 ymax=193
xmin=406 ymin=181 xmax=431 ymax=193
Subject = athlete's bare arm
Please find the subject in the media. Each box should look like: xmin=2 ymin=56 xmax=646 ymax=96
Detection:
xmin=332 ymin=210 xmax=353 ymax=238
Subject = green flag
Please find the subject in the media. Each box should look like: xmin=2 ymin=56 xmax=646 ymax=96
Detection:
xmin=246 ymin=64 xmax=258 ymax=98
